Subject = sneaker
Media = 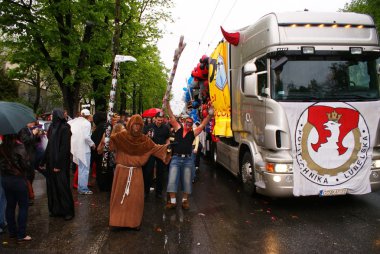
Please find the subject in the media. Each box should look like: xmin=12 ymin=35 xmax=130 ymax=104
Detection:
xmin=78 ymin=190 xmax=93 ymax=195
xmin=182 ymin=200 xmax=190 ymax=210
xmin=166 ymin=202 xmax=177 ymax=209
xmin=17 ymin=235 xmax=32 ymax=242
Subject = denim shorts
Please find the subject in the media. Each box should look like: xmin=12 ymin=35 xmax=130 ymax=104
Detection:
xmin=166 ymin=155 xmax=194 ymax=194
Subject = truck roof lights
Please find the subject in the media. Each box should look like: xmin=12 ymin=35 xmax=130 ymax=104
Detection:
xmin=286 ymin=24 xmax=369 ymax=29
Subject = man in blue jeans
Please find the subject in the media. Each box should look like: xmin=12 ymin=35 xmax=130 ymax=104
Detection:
xmin=164 ymin=99 xmax=212 ymax=210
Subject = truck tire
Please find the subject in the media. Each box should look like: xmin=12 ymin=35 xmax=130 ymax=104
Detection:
xmin=240 ymin=152 xmax=256 ymax=195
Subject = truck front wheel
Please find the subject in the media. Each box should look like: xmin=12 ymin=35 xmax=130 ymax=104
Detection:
xmin=240 ymin=152 xmax=256 ymax=195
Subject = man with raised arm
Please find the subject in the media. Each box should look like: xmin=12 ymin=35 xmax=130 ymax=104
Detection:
xmin=164 ymin=99 xmax=212 ymax=210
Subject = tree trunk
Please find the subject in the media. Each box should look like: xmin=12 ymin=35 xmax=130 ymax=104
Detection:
xmin=94 ymin=96 xmax=107 ymax=112
xmin=113 ymin=0 xmax=121 ymax=58
xmin=132 ymin=83 xmax=137 ymax=114
xmin=33 ymin=71 xmax=41 ymax=112
xmin=62 ymin=84 xmax=80 ymax=118
xmin=119 ymin=89 xmax=126 ymax=115
xmin=138 ymin=85 xmax=143 ymax=114
xmin=92 ymin=77 xmax=108 ymax=112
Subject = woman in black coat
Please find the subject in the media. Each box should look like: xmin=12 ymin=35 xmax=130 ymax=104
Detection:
xmin=45 ymin=109 xmax=74 ymax=220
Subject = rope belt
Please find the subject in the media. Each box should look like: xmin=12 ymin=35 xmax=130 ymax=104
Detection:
xmin=120 ymin=166 xmax=136 ymax=205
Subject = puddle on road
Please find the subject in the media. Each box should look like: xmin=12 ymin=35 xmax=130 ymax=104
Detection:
xmin=164 ymin=234 xmax=168 ymax=250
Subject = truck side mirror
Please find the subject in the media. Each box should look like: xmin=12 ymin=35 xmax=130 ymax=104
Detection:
xmin=244 ymin=62 xmax=257 ymax=75
xmin=243 ymin=62 xmax=258 ymax=97
xmin=244 ymin=73 xmax=258 ymax=96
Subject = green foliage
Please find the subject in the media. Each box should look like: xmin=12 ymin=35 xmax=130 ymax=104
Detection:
xmin=342 ymin=0 xmax=380 ymax=32
xmin=0 ymin=68 xmax=18 ymax=101
xmin=0 ymin=0 xmax=174 ymax=115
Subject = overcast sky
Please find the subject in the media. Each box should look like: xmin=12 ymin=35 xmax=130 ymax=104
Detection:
xmin=157 ymin=0 xmax=350 ymax=109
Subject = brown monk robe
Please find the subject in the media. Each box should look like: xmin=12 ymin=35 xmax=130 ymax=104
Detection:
xmin=109 ymin=114 xmax=171 ymax=229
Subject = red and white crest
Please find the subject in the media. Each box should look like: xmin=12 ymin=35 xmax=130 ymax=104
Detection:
xmin=295 ymin=103 xmax=370 ymax=186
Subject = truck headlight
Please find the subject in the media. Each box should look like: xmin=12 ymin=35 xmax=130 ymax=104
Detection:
xmin=266 ymin=163 xmax=293 ymax=173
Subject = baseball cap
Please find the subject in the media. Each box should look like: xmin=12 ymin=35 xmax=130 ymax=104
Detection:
xmin=81 ymin=109 xmax=91 ymax=116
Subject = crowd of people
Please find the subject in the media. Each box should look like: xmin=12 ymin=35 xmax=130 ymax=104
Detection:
xmin=0 ymin=102 xmax=212 ymax=241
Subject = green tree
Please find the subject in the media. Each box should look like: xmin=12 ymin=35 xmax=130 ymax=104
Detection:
xmin=0 ymin=0 xmax=173 ymax=115
xmin=342 ymin=0 xmax=380 ymax=32
xmin=0 ymin=65 xmax=18 ymax=101
xmin=91 ymin=0 xmax=172 ymax=113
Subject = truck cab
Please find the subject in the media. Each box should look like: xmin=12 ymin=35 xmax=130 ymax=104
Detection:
xmin=214 ymin=11 xmax=380 ymax=197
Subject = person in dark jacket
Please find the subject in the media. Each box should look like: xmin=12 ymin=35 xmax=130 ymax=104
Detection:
xmin=18 ymin=122 xmax=39 ymax=204
xmin=0 ymin=134 xmax=32 ymax=242
xmin=91 ymin=111 xmax=113 ymax=191
xmin=44 ymin=109 xmax=75 ymax=221
xmin=143 ymin=112 xmax=170 ymax=199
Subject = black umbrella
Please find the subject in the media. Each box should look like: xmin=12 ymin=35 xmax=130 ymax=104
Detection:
xmin=0 ymin=101 xmax=36 ymax=135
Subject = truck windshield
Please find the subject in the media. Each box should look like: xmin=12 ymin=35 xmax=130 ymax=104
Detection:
xmin=271 ymin=54 xmax=380 ymax=101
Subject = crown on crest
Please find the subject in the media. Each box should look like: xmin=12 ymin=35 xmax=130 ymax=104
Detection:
xmin=327 ymin=110 xmax=342 ymax=122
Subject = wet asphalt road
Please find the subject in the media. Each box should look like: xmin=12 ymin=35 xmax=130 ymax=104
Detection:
xmin=1 ymin=157 xmax=380 ymax=254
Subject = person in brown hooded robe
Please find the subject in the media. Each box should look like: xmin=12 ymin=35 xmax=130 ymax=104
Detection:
xmin=109 ymin=114 xmax=171 ymax=229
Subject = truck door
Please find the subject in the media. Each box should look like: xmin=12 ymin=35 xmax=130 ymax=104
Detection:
xmin=241 ymin=57 xmax=268 ymax=146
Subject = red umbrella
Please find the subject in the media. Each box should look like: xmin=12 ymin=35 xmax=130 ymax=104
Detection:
xmin=142 ymin=108 xmax=162 ymax=118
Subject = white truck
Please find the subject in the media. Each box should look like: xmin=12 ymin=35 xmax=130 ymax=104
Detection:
xmin=212 ymin=11 xmax=380 ymax=197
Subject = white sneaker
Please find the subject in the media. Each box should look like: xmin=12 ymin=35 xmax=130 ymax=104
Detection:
xmin=79 ymin=190 xmax=93 ymax=195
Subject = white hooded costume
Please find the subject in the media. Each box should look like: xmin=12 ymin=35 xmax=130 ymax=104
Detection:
xmin=68 ymin=117 xmax=94 ymax=167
